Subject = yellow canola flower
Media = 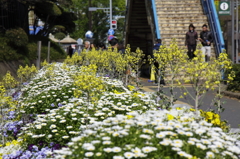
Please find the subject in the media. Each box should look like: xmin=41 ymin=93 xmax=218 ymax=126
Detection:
xmin=127 ymin=85 xmax=135 ymax=91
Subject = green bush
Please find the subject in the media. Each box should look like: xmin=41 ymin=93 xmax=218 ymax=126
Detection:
xmin=0 ymin=36 xmax=20 ymax=61
xmin=0 ymin=33 xmax=66 ymax=62
xmin=5 ymin=28 xmax=28 ymax=47
xmin=54 ymin=32 xmax=66 ymax=40
xmin=227 ymin=64 xmax=240 ymax=92
xmin=27 ymin=35 xmax=66 ymax=61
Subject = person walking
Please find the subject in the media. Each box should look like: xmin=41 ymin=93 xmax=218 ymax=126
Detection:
xmin=199 ymin=24 xmax=213 ymax=62
xmin=185 ymin=24 xmax=198 ymax=60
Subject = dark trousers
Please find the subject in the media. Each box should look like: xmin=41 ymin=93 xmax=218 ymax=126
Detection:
xmin=187 ymin=44 xmax=196 ymax=60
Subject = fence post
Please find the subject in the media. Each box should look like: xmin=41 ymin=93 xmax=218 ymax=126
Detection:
xmin=47 ymin=41 xmax=51 ymax=63
xmin=37 ymin=41 xmax=41 ymax=69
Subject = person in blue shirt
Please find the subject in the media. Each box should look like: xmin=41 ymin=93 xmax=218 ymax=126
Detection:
xmin=153 ymin=39 xmax=162 ymax=51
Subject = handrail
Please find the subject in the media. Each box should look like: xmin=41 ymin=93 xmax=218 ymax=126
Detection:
xmin=201 ymin=0 xmax=225 ymax=57
xmin=151 ymin=0 xmax=161 ymax=39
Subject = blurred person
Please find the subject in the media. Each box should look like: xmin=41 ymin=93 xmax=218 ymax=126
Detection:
xmin=199 ymin=24 xmax=213 ymax=62
xmin=68 ymin=45 xmax=74 ymax=58
xmin=118 ymin=43 xmax=125 ymax=54
xmin=84 ymin=41 xmax=91 ymax=51
xmin=153 ymin=39 xmax=162 ymax=51
xmin=90 ymin=43 xmax=95 ymax=50
xmin=185 ymin=24 xmax=198 ymax=60
xmin=109 ymin=38 xmax=119 ymax=51
xmin=98 ymin=42 xmax=106 ymax=51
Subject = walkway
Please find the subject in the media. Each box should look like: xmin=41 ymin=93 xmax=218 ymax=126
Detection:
xmin=140 ymin=78 xmax=240 ymax=128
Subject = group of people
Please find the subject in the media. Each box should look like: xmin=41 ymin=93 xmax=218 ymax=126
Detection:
xmin=67 ymin=38 xmax=125 ymax=58
xmin=153 ymin=24 xmax=213 ymax=62
xmin=152 ymin=23 xmax=214 ymax=85
xmin=185 ymin=23 xmax=213 ymax=61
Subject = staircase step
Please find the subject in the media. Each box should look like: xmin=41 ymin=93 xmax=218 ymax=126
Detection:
xmin=156 ymin=0 xmax=201 ymax=4
xmin=158 ymin=15 xmax=207 ymax=19
xmin=156 ymin=6 xmax=200 ymax=10
xmin=158 ymin=19 xmax=207 ymax=23
xmin=159 ymin=23 xmax=207 ymax=27
xmin=158 ymin=10 xmax=203 ymax=14
xmin=157 ymin=4 xmax=202 ymax=7
xmin=160 ymin=20 xmax=207 ymax=26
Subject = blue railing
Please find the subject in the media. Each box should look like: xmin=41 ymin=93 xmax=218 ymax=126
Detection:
xmin=151 ymin=0 xmax=161 ymax=39
xmin=201 ymin=0 xmax=225 ymax=57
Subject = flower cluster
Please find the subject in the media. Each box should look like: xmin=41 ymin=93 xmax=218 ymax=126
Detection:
xmin=54 ymin=109 xmax=240 ymax=159
xmin=2 ymin=71 xmax=18 ymax=89
xmin=200 ymin=110 xmax=228 ymax=131
xmin=2 ymin=146 xmax=51 ymax=159
xmin=19 ymin=63 xmax=78 ymax=115
xmin=3 ymin=120 xmax=23 ymax=138
xmin=0 ymin=140 xmax=22 ymax=158
xmin=17 ymin=64 xmax=38 ymax=83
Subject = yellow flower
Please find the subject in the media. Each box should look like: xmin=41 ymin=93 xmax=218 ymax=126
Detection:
xmin=126 ymin=115 xmax=133 ymax=119
xmin=190 ymin=108 xmax=195 ymax=112
xmin=206 ymin=112 xmax=213 ymax=120
xmin=167 ymin=114 xmax=174 ymax=120
xmin=127 ymin=85 xmax=135 ymax=91
xmin=214 ymin=118 xmax=221 ymax=125
xmin=5 ymin=142 xmax=11 ymax=146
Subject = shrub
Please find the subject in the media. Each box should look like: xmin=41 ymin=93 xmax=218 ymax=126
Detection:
xmin=5 ymin=28 xmax=28 ymax=47
xmin=27 ymin=35 xmax=66 ymax=61
xmin=226 ymin=64 xmax=240 ymax=92
xmin=54 ymin=32 xmax=66 ymax=40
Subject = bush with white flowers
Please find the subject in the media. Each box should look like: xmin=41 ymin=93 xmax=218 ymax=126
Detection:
xmin=53 ymin=109 xmax=240 ymax=159
xmin=20 ymin=91 xmax=157 ymax=147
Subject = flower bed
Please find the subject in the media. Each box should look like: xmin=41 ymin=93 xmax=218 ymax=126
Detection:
xmin=53 ymin=110 xmax=240 ymax=159
xmin=1 ymin=63 xmax=240 ymax=159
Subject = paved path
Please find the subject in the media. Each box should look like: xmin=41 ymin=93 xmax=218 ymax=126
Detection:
xmin=140 ymin=78 xmax=240 ymax=128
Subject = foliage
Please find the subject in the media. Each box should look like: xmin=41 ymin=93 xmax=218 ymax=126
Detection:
xmin=54 ymin=32 xmax=66 ymax=40
xmin=35 ymin=1 xmax=62 ymax=16
xmin=152 ymin=39 xmax=189 ymax=108
xmin=0 ymin=36 xmax=19 ymax=61
xmin=5 ymin=28 xmax=28 ymax=47
xmin=70 ymin=0 xmax=126 ymax=42
xmin=74 ymin=65 xmax=105 ymax=100
xmin=0 ymin=33 xmax=66 ymax=62
xmin=226 ymin=64 xmax=240 ymax=92
xmin=17 ymin=64 xmax=38 ymax=83
xmin=27 ymin=35 xmax=66 ymax=61
xmin=2 ymin=71 xmax=18 ymax=89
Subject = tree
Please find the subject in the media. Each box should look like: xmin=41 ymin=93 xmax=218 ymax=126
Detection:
xmin=70 ymin=0 xmax=126 ymax=43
